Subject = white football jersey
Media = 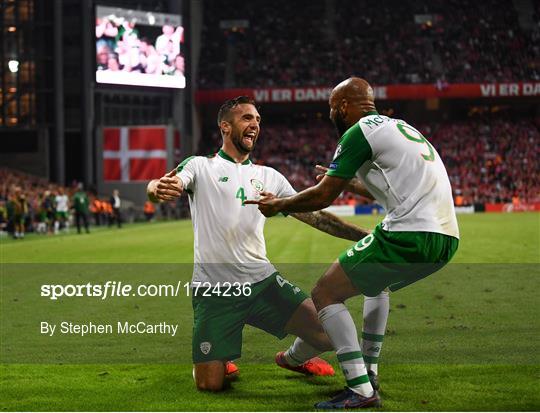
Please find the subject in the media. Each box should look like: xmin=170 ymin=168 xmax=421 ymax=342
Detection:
xmin=176 ymin=149 xmax=296 ymax=285
xmin=328 ymin=112 xmax=459 ymax=238
xmin=55 ymin=195 xmax=69 ymax=212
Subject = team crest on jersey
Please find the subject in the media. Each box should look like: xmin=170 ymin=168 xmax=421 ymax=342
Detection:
xmin=250 ymin=179 xmax=264 ymax=192
xmin=200 ymin=341 xmax=212 ymax=355
xmin=333 ymin=144 xmax=342 ymax=160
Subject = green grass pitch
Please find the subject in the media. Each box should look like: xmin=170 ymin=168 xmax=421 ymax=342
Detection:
xmin=1 ymin=212 xmax=539 ymax=411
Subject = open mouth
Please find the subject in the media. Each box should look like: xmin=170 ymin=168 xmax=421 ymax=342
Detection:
xmin=243 ymin=131 xmax=256 ymax=144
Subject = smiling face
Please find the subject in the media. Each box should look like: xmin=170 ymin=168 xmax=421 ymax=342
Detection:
xmin=222 ymin=103 xmax=261 ymax=154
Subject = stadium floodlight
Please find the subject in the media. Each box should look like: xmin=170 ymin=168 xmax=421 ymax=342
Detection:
xmin=8 ymin=60 xmax=19 ymax=73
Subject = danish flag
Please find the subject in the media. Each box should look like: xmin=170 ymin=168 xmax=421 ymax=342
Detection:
xmin=103 ymin=127 xmax=168 ymax=182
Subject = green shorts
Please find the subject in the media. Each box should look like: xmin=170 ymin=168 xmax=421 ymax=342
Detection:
xmin=339 ymin=224 xmax=459 ymax=297
xmin=13 ymin=214 xmax=25 ymax=225
xmin=191 ymin=272 xmax=308 ymax=363
xmin=56 ymin=211 xmax=68 ymax=220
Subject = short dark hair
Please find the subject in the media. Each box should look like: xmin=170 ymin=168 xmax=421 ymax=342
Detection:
xmin=217 ymin=96 xmax=257 ymax=125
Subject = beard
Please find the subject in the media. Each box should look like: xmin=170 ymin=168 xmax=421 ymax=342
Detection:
xmin=231 ymin=128 xmax=257 ymax=154
xmin=332 ymin=112 xmax=348 ymax=137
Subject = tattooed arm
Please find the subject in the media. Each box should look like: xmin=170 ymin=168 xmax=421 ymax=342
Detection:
xmin=315 ymin=165 xmax=374 ymax=200
xmin=290 ymin=211 xmax=370 ymax=241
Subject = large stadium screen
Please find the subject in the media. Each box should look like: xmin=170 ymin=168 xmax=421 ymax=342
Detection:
xmin=95 ymin=6 xmax=185 ymax=89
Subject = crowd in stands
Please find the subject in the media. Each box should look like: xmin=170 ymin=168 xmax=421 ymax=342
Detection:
xmin=428 ymin=118 xmax=539 ymax=205
xmin=0 ymin=169 xmax=125 ymax=239
xmin=199 ymin=116 xmax=540 ymax=206
xmin=198 ymin=0 xmax=539 ymax=88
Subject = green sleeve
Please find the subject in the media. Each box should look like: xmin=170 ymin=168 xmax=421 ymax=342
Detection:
xmin=176 ymin=156 xmax=197 ymax=195
xmin=326 ymin=123 xmax=372 ymax=179
xmin=176 ymin=155 xmax=196 ymax=173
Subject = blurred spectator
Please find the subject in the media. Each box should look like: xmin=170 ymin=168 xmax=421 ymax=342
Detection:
xmin=41 ymin=191 xmax=56 ymax=234
xmin=138 ymin=37 xmax=164 ymax=74
xmin=104 ymin=201 xmax=114 ymax=226
xmin=166 ymin=54 xmax=185 ymax=77
xmin=96 ymin=17 xmax=118 ymax=52
xmin=105 ymin=54 xmax=122 ymax=72
xmin=0 ymin=200 xmax=7 ymax=235
xmin=55 ymin=187 xmax=70 ymax=234
xmin=109 ymin=189 xmax=122 ymax=228
xmin=35 ymin=194 xmax=49 ymax=235
xmin=90 ymin=196 xmax=102 ymax=226
xmin=73 ymin=184 xmax=90 ymax=234
xmin=155 ymin=25 xmax=183 ymax=58
xmin=144 ymin=200 xmax=156 ymax=221
xmin=8 ymin=186 xmax=29 ymax=239
xmin=96 ymin=45 xmax=112 ymax=71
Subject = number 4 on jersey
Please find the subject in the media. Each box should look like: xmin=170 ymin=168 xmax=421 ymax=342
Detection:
xmin=236 ymin=187 xmax=247 ymax=206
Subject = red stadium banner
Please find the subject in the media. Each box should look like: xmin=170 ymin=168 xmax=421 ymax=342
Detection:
xmin=195 ymin=82 xmax=540 ymax=104
xmin=103 ymin=127 xmax=167 ymax=182
xmin=485 ymin=203 xmax=540 ymax=212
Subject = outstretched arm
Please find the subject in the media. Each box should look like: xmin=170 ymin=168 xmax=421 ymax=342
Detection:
xmin=147 ymin=169 xmax=183 ymax=203
xmin=245 ymin=175 xmax=348 ymax=216
xmin=291 ymin=210 xmax=370 ymax=241
xmin=315 ymin=165 xmax=374 ymax=200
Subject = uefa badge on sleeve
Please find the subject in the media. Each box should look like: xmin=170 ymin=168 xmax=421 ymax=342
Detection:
xmin=200 ymin=341 xmax=212 ymax=355
xmin=333 ymin=144 xmax=342 ymax=159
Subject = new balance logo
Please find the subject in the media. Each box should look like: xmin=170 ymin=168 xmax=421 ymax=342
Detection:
xmin=218 ymin=176 xmax=229 ymax=182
